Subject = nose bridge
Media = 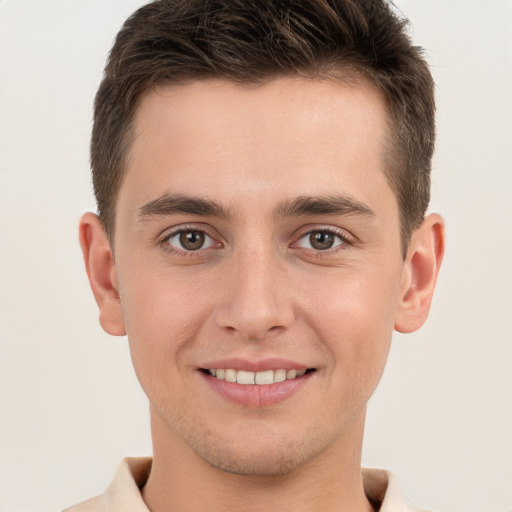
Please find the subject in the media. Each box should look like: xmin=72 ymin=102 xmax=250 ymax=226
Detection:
xmin=215 ymin=241 xmax=294 ymax=339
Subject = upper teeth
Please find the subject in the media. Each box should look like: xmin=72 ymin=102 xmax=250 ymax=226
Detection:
xmin=208 ymin=368 xmax=307 ymax=385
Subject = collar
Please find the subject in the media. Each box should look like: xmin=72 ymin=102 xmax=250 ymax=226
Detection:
xmin=69 ymin=457 xmax=431 ymax=512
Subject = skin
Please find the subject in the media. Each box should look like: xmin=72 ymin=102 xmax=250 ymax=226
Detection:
xmin=80 ymin=77 xmax=444 ymax=512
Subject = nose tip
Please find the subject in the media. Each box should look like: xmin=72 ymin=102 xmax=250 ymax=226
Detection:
xmin=214 ymin=256 xmax=295 ymax=340
xmin=219 ymin=306 xmax=291 ymax=341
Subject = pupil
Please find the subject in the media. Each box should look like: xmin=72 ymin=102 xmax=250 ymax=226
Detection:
xmin=310 ymin=231 xmax=334 ymax=250
xmin=180 ymin=231 xmax=204 ymax=250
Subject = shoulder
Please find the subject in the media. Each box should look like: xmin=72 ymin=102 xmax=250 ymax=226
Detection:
xmin=61 ymin=457 xmax=152 ymax=512
xmin=363 ymin=468 xmax=438 ymax=512
xmin=62 ymin=494 xmax=105 ymax=512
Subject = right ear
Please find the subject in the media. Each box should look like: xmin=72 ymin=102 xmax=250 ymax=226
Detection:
xmin=79 ymin=212 xmax=126 ymax=336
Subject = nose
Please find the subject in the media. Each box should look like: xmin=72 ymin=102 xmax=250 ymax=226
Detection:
xmin=214 ymin=246 xmax=295 ymax=341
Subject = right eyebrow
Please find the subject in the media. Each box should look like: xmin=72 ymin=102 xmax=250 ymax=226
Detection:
xmin=137 ymin=193 xmax=233 ymax=222
xmin=274 ymin=194 xmax=376 ymax=219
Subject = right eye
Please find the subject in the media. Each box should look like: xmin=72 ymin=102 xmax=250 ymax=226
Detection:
xmin=294 ymin=229 xmax=347 ymax=251
xmin=164 ymin=229 xmax=217 ymax=251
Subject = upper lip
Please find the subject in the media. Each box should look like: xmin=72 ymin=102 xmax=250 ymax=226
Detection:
xmin=199 ymin=357 xmax=312 ymax=372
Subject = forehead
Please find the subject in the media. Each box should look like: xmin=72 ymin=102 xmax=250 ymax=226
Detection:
xmin=120 ymin=77 xmax=394 ymax=219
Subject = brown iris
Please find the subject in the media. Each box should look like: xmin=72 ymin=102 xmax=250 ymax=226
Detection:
xmin=179 ymin=230 xmax=205 ymax=250
xmin=309 ymin=231 xmax=336 ymax=250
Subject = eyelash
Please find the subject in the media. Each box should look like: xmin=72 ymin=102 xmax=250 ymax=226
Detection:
xmin=292 ymin=226 xmax=354 ymax=257
xmin=158 ymin=225 xmax=354 ymax=258
xmin=159 ymin=225 xmax=222 ymax=258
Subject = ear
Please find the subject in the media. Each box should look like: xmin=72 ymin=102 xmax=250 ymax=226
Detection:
xmin=395 ymin=213 xmax=445 ymax=333
xmin=79 ymin=212 xmax=126 ymax=336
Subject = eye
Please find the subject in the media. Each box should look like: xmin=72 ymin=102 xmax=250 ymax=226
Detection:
xmin=165 ymin=229 xmax=217 ymax=251
xmin=296 ymin=230 xmax=345 ymax=251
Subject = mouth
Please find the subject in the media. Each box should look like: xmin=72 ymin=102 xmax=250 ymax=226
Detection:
xmin=199 ymin=359 xmax=317 ymax=406
xmin=200 ymin=368 xmax=315 ymax=385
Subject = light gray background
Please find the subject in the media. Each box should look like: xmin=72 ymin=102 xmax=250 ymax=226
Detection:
xmin=1 ymin=1 xmax=511 ymax=511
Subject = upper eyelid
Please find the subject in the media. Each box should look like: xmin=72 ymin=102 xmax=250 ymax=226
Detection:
xmin=294 ymin=231 xmax=349 ymax=251
xmin=292 ymin=225 xmax=355 ymax=244
xmin=159 ymin=223 xmax=220 ymax=242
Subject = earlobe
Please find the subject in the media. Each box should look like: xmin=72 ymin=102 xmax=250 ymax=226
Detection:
xmin=79 ymin=212 xmax=126 ymax=336
xmin=395 ymin=213 xmax=445 ymax=334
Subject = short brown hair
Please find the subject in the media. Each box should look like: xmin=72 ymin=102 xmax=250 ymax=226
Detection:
xmin=91 ymin=0 xmax=435 ymax=255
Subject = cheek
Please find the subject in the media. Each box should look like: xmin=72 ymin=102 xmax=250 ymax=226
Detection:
xmin=117 ymin=265 xmax=211 ymax=397
xmin=120 ymin=259 xmax=210 ymax=337
xmin=302 ymin=265 xmax=401 ymax=383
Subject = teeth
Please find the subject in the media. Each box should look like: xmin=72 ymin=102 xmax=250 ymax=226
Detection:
xmin=286 ymin=369 xmax=297 ymax=379
xmin=207 ymin=368 xmax=308 ymax=385
xmin=255 ymin=370 xmax=274 ymax=385
xmin=225 ymin=369 xmax=237 ymax=383
xmin=274 ymin=369 xmax=286 ymax=382
xmin=237 ymin=370 xmax=255 ymax=385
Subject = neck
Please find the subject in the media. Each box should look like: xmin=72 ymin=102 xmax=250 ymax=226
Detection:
xmin=142 ymin=407 xmax=375 ymax=512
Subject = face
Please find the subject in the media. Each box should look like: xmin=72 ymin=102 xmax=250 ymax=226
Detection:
xmin=112 ymin=77 xmax=409 ymax=475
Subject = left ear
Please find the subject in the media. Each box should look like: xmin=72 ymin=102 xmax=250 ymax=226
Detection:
xmin=395 ymin=213 xmax=445 ymax=333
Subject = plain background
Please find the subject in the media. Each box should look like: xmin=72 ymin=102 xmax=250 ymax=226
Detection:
xmin=1 ymin=1 xmax=511 ymax=511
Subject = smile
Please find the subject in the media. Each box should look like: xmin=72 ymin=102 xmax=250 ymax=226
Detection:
xmin=200 ymin=365 xmax=316 ymax=407
xmin=204 ymin=368 xmax=310 ymax=385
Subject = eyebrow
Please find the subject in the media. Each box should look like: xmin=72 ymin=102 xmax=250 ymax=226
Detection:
xmin=275 ymin=195 xmax=376 ymax=219
xmin=138 ymin=194 xmax=233 ymax=221
xmin=137 ymin=193 xmax=376 ymax=222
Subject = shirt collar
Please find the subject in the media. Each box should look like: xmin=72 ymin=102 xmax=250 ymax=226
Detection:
xmin=102 ymin=457 xmax=425 ymax=512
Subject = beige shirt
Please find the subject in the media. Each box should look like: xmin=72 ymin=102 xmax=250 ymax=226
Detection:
xmin=63 ymin=457 xmax=434 ymax=512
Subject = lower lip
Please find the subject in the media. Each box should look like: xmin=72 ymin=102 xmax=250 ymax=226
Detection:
xmin=200 ymin=371 xmax=313 ymax=407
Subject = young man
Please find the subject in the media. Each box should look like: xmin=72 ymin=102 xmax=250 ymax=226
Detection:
xmin=70 ymin=0 xmax=444 ymax=510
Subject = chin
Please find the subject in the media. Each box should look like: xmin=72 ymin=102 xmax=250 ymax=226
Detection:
xmin=184 ymin=425 xmax=335 ymax=477
xmin=199 ymin=448 xmax=315 ymax=477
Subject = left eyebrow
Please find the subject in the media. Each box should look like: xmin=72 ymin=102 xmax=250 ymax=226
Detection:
xmin=137 ymin=193 xmax=234 ymax=221
xmin=274 ymin=195 xmax=376 ymax=219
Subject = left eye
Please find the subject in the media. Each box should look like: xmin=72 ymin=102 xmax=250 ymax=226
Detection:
xmin=165 ymin=230 xmax=216 ymax=251
xmin=296 ymin=230 xmax=345 ymax=251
